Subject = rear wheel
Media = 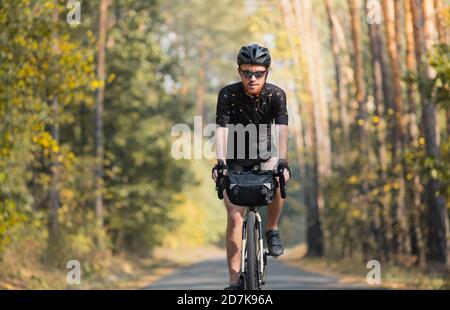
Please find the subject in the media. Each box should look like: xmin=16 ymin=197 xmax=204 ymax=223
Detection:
xmin=245 ymin=211 xmax=258 ymax=290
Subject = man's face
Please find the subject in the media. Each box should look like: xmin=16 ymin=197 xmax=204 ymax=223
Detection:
xmin=238 ymin=64 xmax=268 ymax=96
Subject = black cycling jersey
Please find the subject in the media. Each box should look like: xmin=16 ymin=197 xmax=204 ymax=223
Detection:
xmin=216 ymin=82 xmax=288 ymax=163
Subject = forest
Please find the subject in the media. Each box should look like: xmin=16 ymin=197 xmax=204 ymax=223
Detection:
xmin=0 ymin=0 xmax=448 ymax=288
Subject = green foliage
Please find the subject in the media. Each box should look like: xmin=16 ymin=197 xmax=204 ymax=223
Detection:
xmin=0 ymin=0 xmax=95 ymax=253
xmin=0 ymin=0 xmax=194 ymax=269
xmin=161 ymin=0 xmax=248 ymax=121
xmin=2 ymin=0 xmax=446 ymax=289
xmin=99 ymin=0 xmax=192 ymax=254
xmin=429 ymin=43 xmax=450 ymax=109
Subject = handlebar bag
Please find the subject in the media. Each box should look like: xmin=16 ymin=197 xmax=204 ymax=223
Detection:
xmin=226 ymin=171 xmax=276 ymax=207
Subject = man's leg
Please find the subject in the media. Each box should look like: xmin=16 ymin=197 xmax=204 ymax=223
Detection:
xmin=267 ymin=186 xmax=283 ymax=230
xmin=260 ymin=157 xmax=284 ymax=230
xmin=260 ymin=157 xmax=285 ymax=256
xmin=265 ymin=188 xmax=284 ymax=256
xmin=223 ymin=191 xmax=245 ymax=285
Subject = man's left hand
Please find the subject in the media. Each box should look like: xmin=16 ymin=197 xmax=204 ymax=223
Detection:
xmin=277 ymin=159 xmax=291 ymax=182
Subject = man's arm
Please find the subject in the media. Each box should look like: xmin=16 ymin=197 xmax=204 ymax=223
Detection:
xmin=275 ymin=124 xmax=290 ymax=182
xmin=212 ymin=127 xmax=228 ymax=181
xmin=273 ymin=87 xmax=290 ymax=182
xmin=277 ymin=124 xmax=288 ymax=160
xmin=215 ymin=87 xmax=230 ymax=162
xmin=213 ymin=88 xmax=230 ymax=181
xmin=216 ymin=126 xmax=228 ymax=162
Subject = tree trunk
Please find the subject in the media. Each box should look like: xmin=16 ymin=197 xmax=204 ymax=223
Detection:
xmin=48 ymin=96 xmax=60 ymax=259
xmin=294 ymin=0 xmax=331 ymax=180
xmin=404 ymin=0 xmax=426 ymax=266
xmin=95 ymin=0 xmax=109 ymax=236
xmin=279 ymin=1 xmax=313 ymax=250
xmin=411 ymin=0 xmax=448 ymax=265
xmin=382 ymin=0 xmax=411 ymax=257
xmin=394 ymin=0 xmax=404 ymax=67
xmin=287 ymin=85 xmax=308 ymax=210
xmin=181 ymin=76 xmax=190 ymax=96
xmin=48 ymin=2 xmax=60 ymax=260
xmin=282 ymin=0 xmax=324 ymax=256
xmin=349 ymin=0 xmax=367 ymax=142
xmin=195 ymin=40 xmax=206 ymax=120
xmin=296 ymin=0 xmax=325 ymax=256
xmin=331 ymin=10 xmax=352 ymax=143
xmin=382 ymin=0 xmax=406 ymax=154
xmin=325 ymin=0 xmax=348 ymax=168
xmin=434 ymin=0 xmax=450 ymax=139
xmin=372 ymin=3 xmax=396 ymax=258
xmin=367 ymin=8 xmax=390 ymax=261
xmin=348 ymin=0 xmax=370 ymax=259
xmin=433 ymin=0 xmax=448 ymax=44
xmin=278 ymin=0 xmax=308 ymax=212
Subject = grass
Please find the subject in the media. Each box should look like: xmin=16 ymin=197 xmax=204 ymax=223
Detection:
xmin=281 ymin=244 xmax=450 ymax=289
xmin=0 ymin=158 xmax=226 ymax=290
xmin=0 ymin=243 xmax=226 ymax=290
xmin=0 ymin=252 xmax=180 ymax=290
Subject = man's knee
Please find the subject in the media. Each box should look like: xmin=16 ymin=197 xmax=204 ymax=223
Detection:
xmin=228 ymin=208 xmax=244 ymax=223
xmin=227 ymin=204 xmax=244 ymax=226
xmin=223 ymin=192 xmax=244 ymax=223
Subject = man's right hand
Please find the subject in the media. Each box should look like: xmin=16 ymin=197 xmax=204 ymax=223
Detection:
xmin=212 ymin=160 xmax=228 ymax=182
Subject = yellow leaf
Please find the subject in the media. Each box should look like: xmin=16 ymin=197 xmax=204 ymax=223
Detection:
xmin=107 ymin=73 xmax=116 ymax=83
xmin=90 ymin=80 xmax=99 ymax=89
xmin=44 ymin=1 xmax=55 ymax=10
xmin=90 ymin=80 xmax=104 ymax=90
xmin=52 ymin=144 xmax=59 ymax=153
xmin=347 ymin=175 xmax=359 ymax=184
xmin=61 ymin=190 xmax=74 ymax=200
xmin=351 ymin=209 xmax=362 ymax=218
xmin=431 ymin=169 xmax=438 ymax=179
xmin=393 ymin=182 xmax=400 ymax=190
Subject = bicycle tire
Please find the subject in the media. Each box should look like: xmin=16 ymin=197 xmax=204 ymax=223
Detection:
xmin=245 ymin=211 xmax=259 ymax=290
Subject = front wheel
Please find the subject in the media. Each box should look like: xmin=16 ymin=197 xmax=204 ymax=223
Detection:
xmin=244 ymin=211 xmax=258 ymax=290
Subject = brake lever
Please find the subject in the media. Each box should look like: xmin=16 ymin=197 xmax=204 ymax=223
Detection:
xmin=275 ymin=166 xmax=287 ymax=199
xmin=216 ymin=173 xmax=225 ymax=200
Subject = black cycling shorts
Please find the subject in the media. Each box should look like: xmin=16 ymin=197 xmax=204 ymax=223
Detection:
xmin=226 ymin=157 xmax=273 ymax=172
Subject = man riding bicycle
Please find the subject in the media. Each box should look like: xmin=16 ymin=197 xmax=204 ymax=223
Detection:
xmin=211 ymin=44 xmax=291 ymax=290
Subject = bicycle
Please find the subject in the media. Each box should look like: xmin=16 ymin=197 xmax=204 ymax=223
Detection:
xmin=215 ymin=166 xmax=286 ymax=290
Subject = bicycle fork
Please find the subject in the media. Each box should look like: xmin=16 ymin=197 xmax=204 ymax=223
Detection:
xmin=240 ymin=210 xmax=267 ymax=288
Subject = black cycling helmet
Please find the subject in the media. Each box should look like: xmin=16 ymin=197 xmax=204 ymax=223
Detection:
xmin=237 ymin=44 xmax=271 ymax=68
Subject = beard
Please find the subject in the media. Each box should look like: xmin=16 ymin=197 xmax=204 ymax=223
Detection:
xmin=243 ymin=79 xmax=265 ymax=96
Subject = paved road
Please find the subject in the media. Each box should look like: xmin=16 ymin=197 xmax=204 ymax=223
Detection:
xmin=144 ymin=256 xmax=369 ymax=290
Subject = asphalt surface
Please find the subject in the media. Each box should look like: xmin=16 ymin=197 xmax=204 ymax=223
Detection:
xmin=144 ymin=256 xmax=369 ymax=290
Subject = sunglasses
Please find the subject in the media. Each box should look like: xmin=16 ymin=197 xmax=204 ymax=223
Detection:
xmin=239 ymin=69 xmax=267 ymax=79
